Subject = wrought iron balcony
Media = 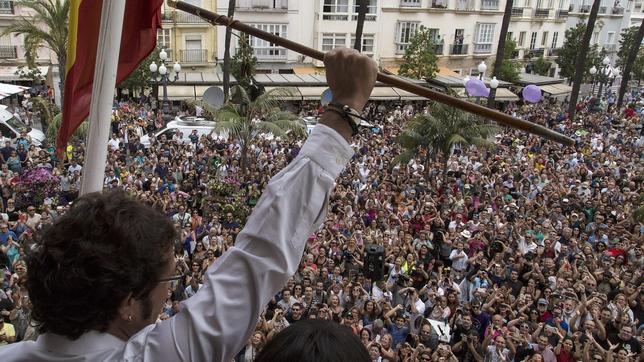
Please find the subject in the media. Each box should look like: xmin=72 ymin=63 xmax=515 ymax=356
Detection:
xmin=511 ymin=7 xmax=524 ymax=16
xmin=611 ymin=6 xmax=624 ymax=14
xmin=526 ymin=48 xmax=544 ymax=58
xmin=431 ymin=0 xmax=448 ymax=8
xmin=481 ymin=0 xmax=499 ymax=10
xmin=0 ymin=45 xmax=17 ymax=58
xmin=603 ymin=44 xmax=617 ymax=52
xmin=455 ymin=0 xmax=475 ymax=10
xmin=580 ymin=4 xmax=590 ymax=12
xmin=180 ymin=49 xmax=208 ymax=63
xmin=598 ymin=6 xmax=607 ymax=13
xmin=433 ymin=44 xmax=444 ymax=55
xmin=535 ymin=8 xmax=550 ymax=17
xmin=400 ymin=0 xmax=422 ymax=7
xmin=473 ymin=43 xmax=492 ymax=54
xmin=0 ymin=0 xmax=14 ymax=14
xmin=449 ymin=43 xmax=468 ymax=55
xmin=175 ymin=12 xmax=208 ymax=23
xmin=556 ymin=9 xmax=568 ymax=18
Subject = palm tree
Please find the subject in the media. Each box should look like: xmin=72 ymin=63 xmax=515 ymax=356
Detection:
xmin=1 ymin=0 xmax=70 ymax=98
xmin=353 ymin=0 xmax=368 ymax=50
xmin=487 ymin=0 xmax=513 ymax=107
xmin=222 ymin=0 xmax=236 ymax=102
xmin=567 ymin=0 xmax=601 ymax=121
xmin=214 ymin=85 xmax=305 ymax=174
xmin=44 ymin=113 xmax=87 ymax=145
xmin=394 ymin=101 xmax=498 ymax=183
xmin=617 ymin=20 xmax=644 ymax=108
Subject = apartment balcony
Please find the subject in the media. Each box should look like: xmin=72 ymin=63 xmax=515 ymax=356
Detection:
xmin=455 ymin=0 xmax=475 ymax=10
xmin=175 ymin=11 xmax=208 ymax=23
xmin=580 ymin=4 xmax=591 ymax=13
xmin=612 ymin=6 xmax=624 ymax=14
xmin=400 ymin=0 xmax=421 ymax=7
xmin=480 ymin=0 xmax=499 ymax=10
xmin=0 ymin=0 xmax=14 ymax=14
xmin=603 ymin=44 xmax=618 ymax=52
xmin=254 ymin=48 xmax=287 ymax=61
xmin=433 ymin=44 xmax=444 ymax=55
xmin=511 ymin=7 xmax=524 ymax=16
xmin=236 ymin=0 xmax=288 ymax=10
xmin=180 ymin=49 xmax=208 ymax=63
xmin=526 ymin=48 xmax=544 ymax=58
xmin=556 ymin=9 xmax=569 ymax=18
xmin=0 ymin=45 xmax=17 ymax=59
xmin=545 ymin=47 xmax=560 ymax=56
xmin=449 ymin=43 xmax=468 ymax=55
xmin=322 ymin=12 xmax=349 ymax=20
xmin=473 ymin=43 xmax=492 ymax=54
xmin=535 ymin=8 xmax=550 ymax=17
xmin=598 ymin=6 xmax=607 ymax=13
xmin=431 ymin=0 xmax=448 ymax=8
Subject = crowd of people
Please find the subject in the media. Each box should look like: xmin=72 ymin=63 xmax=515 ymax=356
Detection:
xmin=0 ymin=89 xmax=642 ymax=362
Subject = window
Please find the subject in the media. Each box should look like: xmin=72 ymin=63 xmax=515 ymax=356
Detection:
xmin=352 ymin=0 xmax=377 ymax=20
xmin=350 ymin=34 xmax=375 ymax=54
xmin=507 ymin=31 xmax=514 ymax=41
xmin=322 ymin=33 xmax=347 ymax=51
xmin=474 ymin=23 xmax=495 ymax=53
xmin=592 ymin=31 xmax=599 ymax=44
xmin=530 ymin=32 xmax=537 ymax=50
xmin=249 ymin=24 xmax=288 ymax=59
xmin=395 ymin=21 xmax=420 ymax=53
xmin=401 ymin=0 xmax=421 ymax=6
xmin=0 ymin=123 xmax=14 ymax=138
xmin=157 ymin=29 xmax=171 ymax=49
xmin=606 ymin=31 xmax=614 ymax=44
xmin=541 ymin=31 xmax=548 ymax=46
xmin=323 ymin=0 xmax=349 ymax=20
xmin=551 ymin=32 xmax=558 ymax=49
xmin=518 ymin=31 xmax=526 ymax=46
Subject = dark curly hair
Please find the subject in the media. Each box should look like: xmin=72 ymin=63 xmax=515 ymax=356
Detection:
xmin=26 ymin=190 xmax=176 ymax=339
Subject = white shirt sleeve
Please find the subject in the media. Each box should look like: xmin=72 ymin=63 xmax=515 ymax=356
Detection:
xmin=124 ymin=125 xmax=353 ymax=362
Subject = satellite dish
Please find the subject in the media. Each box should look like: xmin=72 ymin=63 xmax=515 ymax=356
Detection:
xmin=202 ymin=86 xmax=225 ymax=108
xmin=321 ymin=88 xmax=333 ymax=106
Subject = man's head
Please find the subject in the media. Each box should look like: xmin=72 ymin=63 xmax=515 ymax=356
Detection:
xmin=291 ymin=303 xmax=303 ymax=320
xmin=26 ymin=190 xmax=176 ymax=340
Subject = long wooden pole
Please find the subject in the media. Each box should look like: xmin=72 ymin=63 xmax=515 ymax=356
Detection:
xmin=168 ymin=0 xmax=574 ymax=146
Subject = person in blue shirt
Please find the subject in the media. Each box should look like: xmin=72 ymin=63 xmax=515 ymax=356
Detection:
xmin=383 ymin=305 xmax=410 ymax=348
xmin=0 ymin=223 xmax=18 ymax=246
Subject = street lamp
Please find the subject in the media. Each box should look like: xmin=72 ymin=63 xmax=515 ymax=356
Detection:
xmin=589 ymin=65 xmax=598 ymax=95
xmin=488 ymin=76 xmax=499 ymax=107
xmin=477 ymin=61 xmax=487 ymax=80
xmin=594 ymin=56 xmax=615 ymax=98
xmin=150 ymin=49 xmax=181 ymax=122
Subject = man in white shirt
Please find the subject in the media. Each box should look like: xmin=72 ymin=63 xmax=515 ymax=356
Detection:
xmin=3 ymin=47 xmax=378 ymax=362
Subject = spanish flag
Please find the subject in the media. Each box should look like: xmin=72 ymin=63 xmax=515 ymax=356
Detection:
xmin=58 ymin=0 xmax=164 ymax=154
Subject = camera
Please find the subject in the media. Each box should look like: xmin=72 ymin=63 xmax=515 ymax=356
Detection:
xmin=395 ymin=274 xmax=411 ymax=287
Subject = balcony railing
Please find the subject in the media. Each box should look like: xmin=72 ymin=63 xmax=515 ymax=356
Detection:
xmin=175 ymin=12 xmax=208 ymax=23
xmin=433 ymin=44 xmax=444 ymax=55
xmin=431 ymin=0 xmax=448 ymax=8
xmin=236 ymin=0 xmax=288 ymax=9
xmin=0 ymin=45 xmax=16 ymax=58
xmin=545 ymin=48 xmax=560 ymax=56
xmin=0 ymin=0 xmax=14 ymax=14
xmin=455 ymin=0 xmax=475 ymax=10
xmin=535 ymin=8 xmax=550 ymax=17
xmin=449 ymin=43 xmax=468 ymax=55
xmin=511 ymin=7 xmax=524 ymax=16
xmin=253 ymin=48 xmax=287 ymax=60
xmin=481 ymin=0 xmax=499 ymax=10
xmin=598 ymin=6 xmax=607 ymax=13
xmin=603 ymin=44 xmax=617 ymax=52
xmin=322 ymin=12 xmax=349 ymax=20
xmin=400 ymin=0 xmax=421 ymax=6
xmin=526 ymin=48 xmax=544 ymax=58
xmin=180 ymin=49 xmax=208 ymax=63
xmin=556 ymin=9 xmax=568 ymax=18
xmin=612 ymin=6 xmax=624 ymax=14
xmin=473 ymin=43 xmax=492 ymax=53
xmin=580 ymin=4 xmax=590 ymax=12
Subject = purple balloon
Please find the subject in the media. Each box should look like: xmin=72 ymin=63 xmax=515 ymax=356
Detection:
xmin=465 ymin=78 xmax=490 ymax=97
xmin=522 ymin=84 xmax=542 ymax=103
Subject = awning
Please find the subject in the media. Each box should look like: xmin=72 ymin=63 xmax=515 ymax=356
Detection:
xmin=370 ymin=87 xmax=401 ymax=100
xmin=493 ymin=88 xmax=519 ymax=102
xmin=384 ymin=66 xmax=400 ymax=75
xmin=162 ymin=85 xmax=196 ymax=100
xmin=264 ymin=86 xmax=302 ymax=100
xmin=540 ymin=83 xmax=572 ymax=96
xmin=0 ymin=82 xmax=29 ymax=99
xmin=0 ymin=66 xmax=49 ymax=81
xmin=297 ymin=86 xmax=329 ymax=100
xmin=394 ymin=89 xmax=426 ymax=100
xmin=292 ymin=66 xmax=324 ymax=75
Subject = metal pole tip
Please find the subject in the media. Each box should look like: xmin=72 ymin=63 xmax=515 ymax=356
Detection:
xmin=167 ymin=0 xmax=179 ymax=8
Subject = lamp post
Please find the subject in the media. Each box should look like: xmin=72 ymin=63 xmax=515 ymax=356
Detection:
xmin=150 ymin=49 xmax=181 ymax=122
xmin=595 ymin=56 xmax=615 ymax=98
xmin=489 ymin=76 xmax=499 ymax=108
xmin=476 ymin=61 xmax=487 ymax=103
xmin=589 ymin=65 xmax=598 ymax=95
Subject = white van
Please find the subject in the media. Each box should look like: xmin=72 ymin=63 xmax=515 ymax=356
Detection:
xmin=139 ymin=117 xmax=226 ymax=147
xmin=0 ymin=105 xmax=45 ymax=146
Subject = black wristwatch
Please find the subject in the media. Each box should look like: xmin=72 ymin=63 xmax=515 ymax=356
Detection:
xmin=324 ymin=102 xmax=366 ymax=136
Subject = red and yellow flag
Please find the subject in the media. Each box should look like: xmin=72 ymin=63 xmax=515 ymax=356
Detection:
xmin=58 ymin=0 xmax=164 ymax=155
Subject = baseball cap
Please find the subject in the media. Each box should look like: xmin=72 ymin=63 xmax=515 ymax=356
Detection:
xmin=538 ymin=298 xmax=548 ymax=305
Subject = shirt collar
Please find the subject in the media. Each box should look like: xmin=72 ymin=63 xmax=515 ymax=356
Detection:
xmin=37 ymin=331 xmax=125 ymax=355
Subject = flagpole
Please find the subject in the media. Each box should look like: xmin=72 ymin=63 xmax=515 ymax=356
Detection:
xmin=80 ymin=0 xmax=126 ymax=195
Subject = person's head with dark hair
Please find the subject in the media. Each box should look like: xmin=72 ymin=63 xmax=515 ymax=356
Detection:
xmin=26 ymin=190 xmax=177 ymax=340
xmin=255 ymin=319 xmax=369 ymax=362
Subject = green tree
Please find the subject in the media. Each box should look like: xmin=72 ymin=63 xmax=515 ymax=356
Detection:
xmin=617 ymin=26 xmax=639 ymax=67
xmin=394 ymin=100 xmax=498 ymax=182
xmin=231 ymin=33 xmax=257 ymax=92
xmin=532 ymin=56 xmax=552 ymax=76
xmin=495 ymin=37 xmax=520 ymax=83
xmin=556 ymin=22 xmax=586 ymax=84
xmin=213 ymin=85 xmax=305 ymax=174
xmin=118 ymin=48 xmax=162 ymax=96
xmin=617 ymin=21 xmax=644 ymax=107
xmin=1 ymin=0 xmax=69 ymax=97
xmin=633 ymin=47 xmax=644 ymax=86
xmin=398 ymin=26 xmax=439 ymax=80
xmin=487 ymin=0 xmax=513 ymax=106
